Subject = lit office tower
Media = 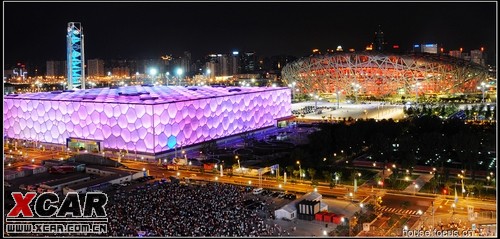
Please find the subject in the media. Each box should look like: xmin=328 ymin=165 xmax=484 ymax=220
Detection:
xmin=46 ymin=61 xmax=67 ymax=78
xmin=241 ymin=52 xmax=257 ymax=73
xmin=229 ymin=51 xmax=240 ymax=75
xmin=449 ymin=50 xmax=462 ymax=59
xmin=87 ymin=59 xmax=105 ymax=78
xmin=470 ymin=49 xmax=486 ymax=66
xmin=181 ymin=51 xmax=192 ymax=75
xmin=67 ymin=22 xmax=85 ymax=89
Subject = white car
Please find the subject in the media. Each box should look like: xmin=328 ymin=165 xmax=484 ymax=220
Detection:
xmin=252 ymin=188 xmax=264 ymax=195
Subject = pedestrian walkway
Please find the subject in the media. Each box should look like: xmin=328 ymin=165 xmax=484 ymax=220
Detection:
xmin=403 ymin=173 xmax=434 ymax=193
xmin=376 ymin=205 xmax=419 ymax=215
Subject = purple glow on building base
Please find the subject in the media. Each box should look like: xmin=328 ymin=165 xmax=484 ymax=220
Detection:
xmin=4 ymin=86 xmax=291 ymax=154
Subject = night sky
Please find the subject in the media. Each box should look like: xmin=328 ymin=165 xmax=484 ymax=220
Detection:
xmin=4 ymin=1 xmax=497 ymax=69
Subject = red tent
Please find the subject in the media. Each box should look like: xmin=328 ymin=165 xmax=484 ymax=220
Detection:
xmin=315 ymin=212 xmax=327 ymax=221
xmin=323 ymin=213 xmax=335 ymax=223
xmin=332 ymin=214 xmax=344 ymax=224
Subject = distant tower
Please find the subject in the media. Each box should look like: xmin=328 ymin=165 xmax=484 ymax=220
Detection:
xmin=373 ymin=25 xmax=385 ymax=52
xmin=67 ymin=22 xmax=85 ymax=90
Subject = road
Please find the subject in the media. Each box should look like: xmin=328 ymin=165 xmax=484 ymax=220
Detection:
xmin=4 ymin=145 xmax=496 ymax=235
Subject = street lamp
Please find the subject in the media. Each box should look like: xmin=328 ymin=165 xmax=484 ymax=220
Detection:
xmin=61 ymin=81 xmax=67 ymax=91
xmin=314 ymin=94 xmax=319 ymax=111
xmin=414 ymin=82 xmax=422 ymax=105
xmin=352 ymin=83 xmax=361 ymax=103
xmin=176 ymin=68 xmax=183 ymax=86
xmin=206 ymin=69 xmax=211 ymax=83
xmin=235 ymin=155 xmax=240 ymax=171
xmin=336 ymin=90 xmax=342 ymax=109
xmin=477 ymin=82 xmax=487 ymax=103
xmin=296 ymin=160 xmax=301 ymax=182
xmin=149 ymin=68 xmax=158 ymax=85
xmin=165 ymin=72 xmax=170 ymax=86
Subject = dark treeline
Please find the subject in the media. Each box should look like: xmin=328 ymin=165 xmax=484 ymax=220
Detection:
xmin=278 ymin=116 xmax=495 ymax=184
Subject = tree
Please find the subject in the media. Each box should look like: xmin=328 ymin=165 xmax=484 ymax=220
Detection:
xmin=429 ymin=177 xmax=438 ymax=194
xmin=472 ymin=180 xmax=484 ymax=198
xmin=477 ymin=103 xmax=485 ymax=117
xmin=307 ymin=168 xmax=317 ymax=181
xmin=285 ymin=165 xmax=295 ymax=179
xmin=440 ymin=105 xmax=446 ymax=117
xmin=485 ymin=106 xmax=492 ymax=119
xmin=293 ymin=170 xmax=300 ymax=179
xmin=311 ymin=180 xmax=319 ymax=187
xmin=322 ymin=170 xmax=332 ymax=183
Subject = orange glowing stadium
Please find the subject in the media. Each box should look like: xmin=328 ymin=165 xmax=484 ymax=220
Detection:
xmin=282 ymin=52 xmax=489 ymax=98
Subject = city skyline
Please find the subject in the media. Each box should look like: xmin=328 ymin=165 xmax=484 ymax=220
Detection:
xmin=4 ymin=1 xmax=497 ymax=69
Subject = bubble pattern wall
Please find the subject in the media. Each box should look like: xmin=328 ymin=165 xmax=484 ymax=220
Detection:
xmin=4 ymin=86 xmax=291 ymax=154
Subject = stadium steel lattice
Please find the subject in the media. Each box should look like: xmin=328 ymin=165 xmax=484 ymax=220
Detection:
xmin=282 ymin=52 xmax=489 ymax=98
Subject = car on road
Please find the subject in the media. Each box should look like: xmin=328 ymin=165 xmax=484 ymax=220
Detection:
xmin=252 ymin=188 xmax=264 ymax=195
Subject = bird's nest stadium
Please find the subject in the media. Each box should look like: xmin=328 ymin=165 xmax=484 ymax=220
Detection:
xmin=282 ymin=52 xmax=490 ymax=99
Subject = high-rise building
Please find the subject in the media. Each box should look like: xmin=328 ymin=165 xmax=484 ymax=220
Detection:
xmin=112 ymin=67 xmax=130 ymax=77
xmin=181 ymin=51 xmax=192 ymax=76
xmin=241 ymin=52 xmax=257 ymax=73
xmin=205 ymin=52 xmax=241 ymax=77
xmin=66 ymin=22 xmax=85 ymax=89
xmin=229 ymin=51 xmax=240 ymax=75
xmin=46 ymin=61 xmax=67 ymax=78
xmin=413 ymin=44 xmax=439 ymax=54
xmin=470 ymin=49 xmax=486 ymax=66
xmin=449 ymin=50 xmax=462 ymax=58
xmin=87 ymin=59 xmax=105 ymax=78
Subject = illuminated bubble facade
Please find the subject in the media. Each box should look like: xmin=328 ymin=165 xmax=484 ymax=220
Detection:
xmin=4 ymin=86 xmax=291 ymax=154
xmin=282 ymin=52 xmax=489 ymax=97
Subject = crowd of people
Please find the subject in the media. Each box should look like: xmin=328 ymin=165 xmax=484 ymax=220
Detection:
xmin=106 ymin=181 xmax=282 ymax=237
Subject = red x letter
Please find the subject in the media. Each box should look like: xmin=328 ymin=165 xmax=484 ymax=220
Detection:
xmin=7 ymin=192 xmax=36 ymax=217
